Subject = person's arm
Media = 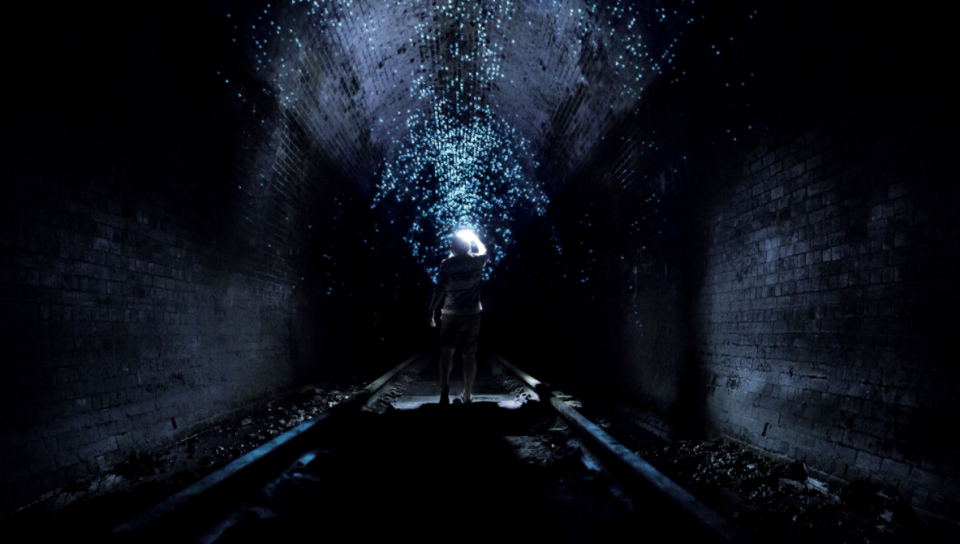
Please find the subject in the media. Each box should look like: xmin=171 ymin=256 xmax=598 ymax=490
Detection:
xmin=460 ymin=231 xmax=486 ymax=256
xmin=428 ymin=275 xmax=447 ymax=327
xmin=472 ymin=238 xmax=486 ymax=256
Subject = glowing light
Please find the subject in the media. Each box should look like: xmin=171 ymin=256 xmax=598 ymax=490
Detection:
xmin=455 ymin=230 xmax=479 ymax=244
xmin=224 ymin=0 xmax=729 ymax=288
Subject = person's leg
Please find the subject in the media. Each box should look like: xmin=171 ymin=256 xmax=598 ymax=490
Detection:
xmin=459 ymin=315 xmax=481 ymax=403
xmin=438 ymin=315 xmax=457 ymax=404
xmin=439 ymin=347 xmax=455 ymax=404
xmin=461 ymin=353 xmax=476 ymax=403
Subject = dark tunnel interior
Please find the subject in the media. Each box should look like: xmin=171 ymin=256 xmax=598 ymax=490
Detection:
xmin=1 ymin=0 xmax=958 ymax=537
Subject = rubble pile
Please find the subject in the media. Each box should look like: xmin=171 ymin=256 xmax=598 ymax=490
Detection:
xmin=603 ymin=423 xmax=929 ymax=543
xmin=139 ymin=384 xmax=362 ymax=480
xmin=112 ymin=383 xmax=364 ymax=480
xmin=25 ymin=380 xmax=364 ymax=536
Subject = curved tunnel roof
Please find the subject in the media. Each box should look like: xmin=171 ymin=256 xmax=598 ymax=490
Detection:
xmin=213 ymin=0 xmax=704 ymax=275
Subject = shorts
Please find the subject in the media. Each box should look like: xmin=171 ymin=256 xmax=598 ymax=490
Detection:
xmin=439 ymin=313 xmax=481 ymax=355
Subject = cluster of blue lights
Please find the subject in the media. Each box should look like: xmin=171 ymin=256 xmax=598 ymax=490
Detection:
xmin=372 ymin=100 xmax=546 ymax=281
xmin=223 ymin=0 xmax=757 ymax=292
xmin=369 ymin=0 xmax=551 ymax=281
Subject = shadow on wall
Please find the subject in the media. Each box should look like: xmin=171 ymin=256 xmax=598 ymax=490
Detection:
xmin=897 ymin=297 xmax=960 ymax=459
xmin=483 ymin=126 xmax=711 ymax=440
xmin=0 ymin=1 xmax=429 ymax=514
xmin=489 ymin=0 xmax=960 ymax=452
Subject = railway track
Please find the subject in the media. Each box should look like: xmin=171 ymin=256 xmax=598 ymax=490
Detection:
xmin=109 ymin=353 xmax=758 ymax=543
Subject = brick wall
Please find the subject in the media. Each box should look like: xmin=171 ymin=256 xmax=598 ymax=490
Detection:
xmin=689 ymin=4 xmax=959 ymax=519
xmin=494 ymin=1 xmax=960 ymax=521
xmin=3 ymin=0 xmax=957 ymax=523
xmin=696 ymin=99 xmax=960 ymax=517
xmin=0 ymin=3 xmax=423 ymax=514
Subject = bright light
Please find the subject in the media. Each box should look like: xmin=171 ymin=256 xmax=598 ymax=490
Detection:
xmin=230 ymin=0 xmax=676 ymax=285
xmin=455 ymin=230 xmax=478 ymax=244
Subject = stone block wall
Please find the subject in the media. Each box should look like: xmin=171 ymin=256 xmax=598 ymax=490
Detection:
xmin=0 ymin=172 xmax=311 ymax=510
xmin=495 ymin=0 xmax=959 ymax=521
xmin=696 ymin=99 xmax=960 ymax=517
xmin=0 ymin=2 xmax=423 ymax=514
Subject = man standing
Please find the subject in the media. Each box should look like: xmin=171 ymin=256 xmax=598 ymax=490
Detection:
xmin=428 ymin=230 xmax=489 ymax=405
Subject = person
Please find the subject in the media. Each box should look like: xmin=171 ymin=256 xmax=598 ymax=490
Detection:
xmin=428 ymin=230 xmax=490 ymax=405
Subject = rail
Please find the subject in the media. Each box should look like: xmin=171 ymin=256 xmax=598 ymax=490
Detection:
xmin=111 ymin=351 xmax=756 ymax=543
xmin=494 ymin=353 xmax=759 ymax=544
xmin=109 ymin=352 xmax=422 ymax=541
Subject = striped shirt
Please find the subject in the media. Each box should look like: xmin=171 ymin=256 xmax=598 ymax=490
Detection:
xmin=435 ymin=252 xmax=489 ymax=315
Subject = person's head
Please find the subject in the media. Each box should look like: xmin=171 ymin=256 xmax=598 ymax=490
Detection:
xmin=450 ymin=233 xmax=471 ymax=256
xmin=451 ymin=229 xmax=481 ymax=256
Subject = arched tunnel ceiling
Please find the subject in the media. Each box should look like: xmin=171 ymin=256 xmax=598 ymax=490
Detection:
xmin=210 ymin=0 xmax=718 ymax=275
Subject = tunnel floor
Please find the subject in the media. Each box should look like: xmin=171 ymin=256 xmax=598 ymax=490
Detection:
xmin=208 ymin=353 xmax=702 ymax=543
xmin=9 ymin=354 xmax=949 ymax=543
xmin=19 ymin=353 xmax=709 ymax=542
xmin=370 ymin=350 xmax=530 ymax=410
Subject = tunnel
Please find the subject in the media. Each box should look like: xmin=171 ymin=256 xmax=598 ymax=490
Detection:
xmin=1 ymin=0 xmax=958 ymax=541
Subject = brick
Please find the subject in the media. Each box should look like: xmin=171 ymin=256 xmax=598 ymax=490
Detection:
xmin=3 ymin=0 xmax=956 ymax=521
xmin=855 ymin=451 xmax=882 ymax=473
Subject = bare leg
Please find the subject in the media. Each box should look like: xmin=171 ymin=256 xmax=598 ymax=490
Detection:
xmin=461 ymin=353 xmax=477 ymax=403
xmin=439 ymin=347 xmax=455 ymax=404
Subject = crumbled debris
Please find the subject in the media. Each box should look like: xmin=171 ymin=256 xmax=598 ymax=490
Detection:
xmin=502 ymin=375 xmax=536 ymax=403
xmin=515 ymin=413 xmax=592 ymax=476
xmin=112 ymin=450 xmax=177 ymax=481
xmin=552 ymin=391 xmax=583 ymax=408
xmin=370 ymin=359 xmax=425 ymax=413
xmin=597 ymin=420 xmax=937 ymax=543
xmin=212 ymin=400 xmax=648 ymax=543
xmin=60 ymin=478 xmax=94 ymax=495
xmin=11 ymin=379 xmax=365 ymax=537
